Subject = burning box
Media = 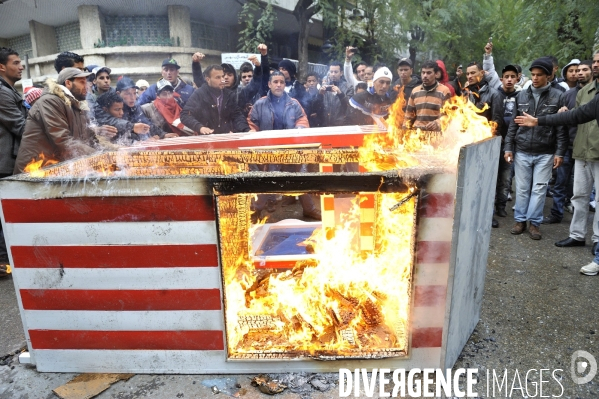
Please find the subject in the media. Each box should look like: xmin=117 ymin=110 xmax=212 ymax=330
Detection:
xmin=0 ymin=127 xmax=500 ymax=373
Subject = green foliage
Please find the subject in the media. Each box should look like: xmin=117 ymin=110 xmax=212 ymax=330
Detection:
xmin=237 ymin=0 xmax=277 ymax=53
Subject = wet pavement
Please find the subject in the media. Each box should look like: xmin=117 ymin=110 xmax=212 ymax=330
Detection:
xmin=0 ymin=197 xmax=598 ymax=398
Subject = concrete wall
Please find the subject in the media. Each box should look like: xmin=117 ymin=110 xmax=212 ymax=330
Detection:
xmin=78 ymin=5 xmax=104 ymax=49
xmin=0 ymin=38 xmax=8 ymax=48
xmin=168 ymin=5 xmax=192 ymax=48
xmin=28 ymin=20 xmax=58 ymax=58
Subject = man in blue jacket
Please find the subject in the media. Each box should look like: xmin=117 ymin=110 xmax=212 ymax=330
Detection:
xmin=137 ymin=58 xmax=194 ymax=107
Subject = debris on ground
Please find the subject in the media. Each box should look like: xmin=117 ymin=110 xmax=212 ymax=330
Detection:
xmin=250 ymin=374 xmax=287 ymax=395
xmin=52 ymin=373 xmax=134 ymax=399
xmin=201 ymin=377 xmax=243 ymax=397
xmin=253 ymin=373 xmax=338 ymax=398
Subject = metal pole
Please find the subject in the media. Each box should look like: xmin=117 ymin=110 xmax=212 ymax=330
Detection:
xmin=25 ymin=54 xmax=30 ymax=79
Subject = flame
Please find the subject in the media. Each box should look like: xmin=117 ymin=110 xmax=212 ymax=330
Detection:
xmin=23 ymin=153 xmax=59 ymax=177
xmin=221 ymin=191 xmax=416 ymax=358
xmin=359 ymin=94 xmax=495 ymax=171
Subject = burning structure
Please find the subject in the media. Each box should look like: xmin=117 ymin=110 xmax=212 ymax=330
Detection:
xmin=0 ymin=97 xmax=501 ymax=373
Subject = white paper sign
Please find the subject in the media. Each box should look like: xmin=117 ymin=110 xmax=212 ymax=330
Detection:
xmin=221 ymin=53 xmax=260 ymax=70
xmin=20 ymin=79 xmax=33 ymax=91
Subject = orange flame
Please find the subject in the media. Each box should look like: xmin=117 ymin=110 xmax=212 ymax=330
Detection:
xmin=23 ymin=153 xmax=59 ymax=177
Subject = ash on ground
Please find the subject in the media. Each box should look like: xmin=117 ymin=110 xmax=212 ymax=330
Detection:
xmin=265 ymin=372 xmax=338 ymax=398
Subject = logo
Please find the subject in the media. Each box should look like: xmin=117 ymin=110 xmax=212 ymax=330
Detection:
xmin=168 ymin=59 xmax=178 ymax=65
xmin=571 ymin=350 xmax=597 ymax=384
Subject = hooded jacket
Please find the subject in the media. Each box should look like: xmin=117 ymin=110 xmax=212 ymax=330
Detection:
xmin=311 ymin=79 xmax=354 ymax=127
xmin=504 ymin=85 xmax=568 ymax=156
xmin=248 ymin=91 xmax=309 ymax=131
xmin=14 ymin=79 xmax=97 ymax=174
xmin=181 ymin=84 xmax=250 ymax=134
xmin=390 ymin=76 xmax=421 ymax=111
xmin=435 ymin=60 xmax=456 ymax=97
xmin=0 ymin=75 xmax=28 ymax=174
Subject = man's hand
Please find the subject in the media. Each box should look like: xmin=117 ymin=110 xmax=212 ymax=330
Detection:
xmin=554 ymin=156 xmax=563 ymax=169
xmin=133 ymin=123 xmax=150 ymax=134
xmin=424 ymin=120 xmax=440 ymax=131
xmin=345 ymin=46 xmax=356 ymax=60
xmin=514 ymin=112 xmax=538 ymax=127
xmin=558 ymin=106 xmax=569 ymax=113
xmin=192 ymin=52 xmax=205 ymax=63
xmin=164 ymin=133 xmax=179 ymax=138
xmin=248 ymin=55 xmax=260 ymax=67
xmin=504 ymin=151 xmax=513 ymax=164
xmin=318 ymin=86 xmax=327 ymax=95
xmin=331 ymin=85 xmax=341 ymax=95
xmin=484 ymin=42 xmax=493 ymax=55
xmin=96 ymin=125 xmax=118 ymax=138
xmin=257 ymin=43 xmax=268 ymax=56
xmin=199 ymin=127 xmax=214 ymax=135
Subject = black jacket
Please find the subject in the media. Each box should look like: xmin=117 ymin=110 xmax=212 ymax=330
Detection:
xmin=95 ymin=102 xmax=163 ymax=144
xmin=538 ymin=91 xmax=599 ymax=132
xmin=390 ymin=76 xmax=421 ymax=110
xmin=497 ymin=87 xmax=519 ymax=139
xmin=561 ymin=85 xmax=582 ymax=148
xmin=0 ymin=76 xmax=27 ymax=174
xmin=465 ymin=79 xmax=504 ymax=134
xmin=505 ymin=85 xmax=568 ymax=156
xmin=181 ymin=84 xmax=250 ymax=134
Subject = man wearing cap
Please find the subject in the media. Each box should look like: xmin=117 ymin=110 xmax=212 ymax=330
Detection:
xmin=141 ymin=79 xmax=193 ymax=136
xmin=404 ymin=60 xmax=451 ymax=131
xmin=349 ymin=67 xmax=393 ymax=128
xmin=14 ymin=68 xmax=99 ymax=173
xmin=181 ymin=65 xmax=250 ymax=135
xmin=137 ymin=57 xmax=195 ymax=108
xmin=504 ymin=57 xmax=568 ymax=240
xmin=86 ymin=66 xmax=114 ymax=119
xmin=95 ymin=76 xmax=165 ymax=144
xmin=136 ymin=79 xmax=150 ymax=97
xmin=391 ymin=58 xmax=421 ymax=111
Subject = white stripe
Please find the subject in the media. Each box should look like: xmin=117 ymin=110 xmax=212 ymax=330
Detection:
xmin=24 ymin=310 xmax=224 ymax=331
xmin=425 ymin=174 xmax=456 ymax=194
xmin=32 ymin=348 xmax=442 ymax=373
xmin=412 ymin=305 xmax=446 ymax=329
xmin=14 ymin=267 xmax=221 ymax=290
xmin=5 ymin=221 xmax=217 ymax=246
xmin=417 ymin=217 xmax=453 ymax=242
xmin=0 ymin=177 xmax=211 ymax=199
xmin=414 ymin=263 xmax=450 ymax=286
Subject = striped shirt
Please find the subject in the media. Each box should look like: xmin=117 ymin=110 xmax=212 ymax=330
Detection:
xmin=404 ymin=82 xmax=451 ymax=130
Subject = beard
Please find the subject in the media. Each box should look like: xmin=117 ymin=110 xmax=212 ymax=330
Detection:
xmin=70 ymin=85 xmax=87 ymax=101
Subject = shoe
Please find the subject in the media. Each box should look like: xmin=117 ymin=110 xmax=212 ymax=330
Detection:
xmin=592 ymin=242 xmax=598 ymax=256
xmin=554 ymin=237 xmax=585 ymax=247
xmin=492 ymin=218 xmax=499 ymax=228
xmin=510 ymin=222 xmax=526 ymax=235
xmin=512 ymin=205 xmax=515 ymax=210
xmin=580 ymin=261 xmax=599 ymax=276
xmin=546 ymin=189 xmax=553 ymax=198
xmin=303 ymin=208 xmax=322 ymax=220
xmin=590 ymin=201 xmax=596 ymax=212
xmin=565 ymin=204 xmax=574 ymax=214
xmin=299 ymin=194 xmax=321 ymax=220
xmin=542 ymin=215 xmax=561 ymax=224
xmin=496 ymin=208 xmax=507 ymax=218
xmin=528 ymin=224 xmax=542 ymax=240
xmin=507 ymin=193 xmax=512 ymax=201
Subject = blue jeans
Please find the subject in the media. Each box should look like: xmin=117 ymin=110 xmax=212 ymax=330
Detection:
xmin=514 ymin=152 xmax=554 ymax=227
xmin=550 ymin=149 xmax=573 ymax=219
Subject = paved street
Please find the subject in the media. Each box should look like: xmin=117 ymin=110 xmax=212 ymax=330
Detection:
xmin=0 ymin=198 xmax=598 ymax=398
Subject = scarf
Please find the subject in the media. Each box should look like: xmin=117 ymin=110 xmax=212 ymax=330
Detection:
xmin=153 ymin=92 xmax=185 ymax=134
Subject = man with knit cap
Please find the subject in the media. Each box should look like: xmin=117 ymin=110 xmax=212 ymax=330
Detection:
xmin=278 ymin=59 xmax=307 ymax=108
xmin=349 ymin=66 xmax=393 ymax=128
xmin=504 ymin=57 xmax=568 ymax=240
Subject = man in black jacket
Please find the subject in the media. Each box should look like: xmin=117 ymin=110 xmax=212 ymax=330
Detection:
xmin=464 ymin=61 xmax=504 ymax=228
xmin=0 ymin=47 xmax=27 ymax=275
xmin=181 ymin=65 xmax=250 ymax=134
xmin=504 ymin=57 xmax=568 ymax=240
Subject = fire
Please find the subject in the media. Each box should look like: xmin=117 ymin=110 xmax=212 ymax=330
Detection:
xmin=221 ymin=191 xmax=416 ymax=359
xmin=359 ymin=94 xmax=495 ymax=171
xmin=23 ymin=153 xmax=59 ymax=177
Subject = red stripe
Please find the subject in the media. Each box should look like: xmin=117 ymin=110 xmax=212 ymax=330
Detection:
xmin=1 ymin=196 xmax=214 ymax=223
xmin=419 ymin=193 xmax=455 ymax=218
xmin=360 ymin=194 xmax=375 ymax=208
xmin=20 ymin=289 xmax=221 ymax=311
xmin=29 ymin=330 xmax=224 ymax=350
xmin=321 ymin=165 xmax=334 ymax=173
xmin=411 ymin=327 xmax=443 ymax=348
xmin=253 ymin=260 xmax=306 ymax=269
xmin=323 ymin=197 xmax=335 ymax=211
xmin=413 ymin=285 xmax=447 ymax=307
xmin=11 ymin=245 xmax=218 ymax=268
xmin=416 ymin=241 xmax=451 ymax=264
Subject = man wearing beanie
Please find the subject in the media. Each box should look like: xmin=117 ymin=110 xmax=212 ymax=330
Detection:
xmin=349 ymin=66 xmax=393 ymax=128
xmin=278 ymin=59 xmax=308 ymax=109
xmin=504 ymin=57 xmax=568 ymax=240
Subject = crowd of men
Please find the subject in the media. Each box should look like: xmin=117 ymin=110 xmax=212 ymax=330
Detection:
xmin=1 ymin=41 xmax=599 ymax=276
